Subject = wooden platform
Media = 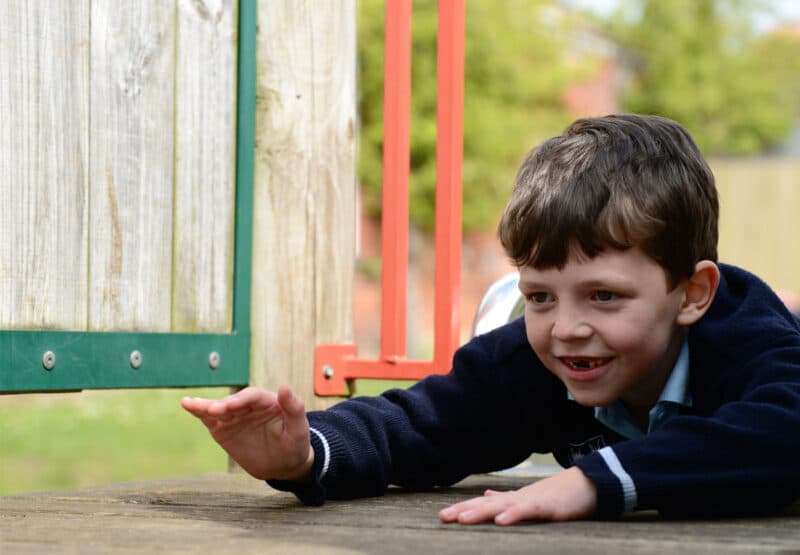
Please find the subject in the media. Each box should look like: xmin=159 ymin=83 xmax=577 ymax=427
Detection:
xmin=2 ymin=473 xmax=799 ymax=554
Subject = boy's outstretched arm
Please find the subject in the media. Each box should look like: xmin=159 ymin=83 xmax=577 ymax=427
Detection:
xmin=181 ymin=385 xmax=314 ymax=482
xmin=438 ymin=467 xmax=597 ymax=525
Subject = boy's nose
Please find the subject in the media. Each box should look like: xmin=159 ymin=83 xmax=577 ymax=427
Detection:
xmin=551 ymin=308 xmax=592 ymax=340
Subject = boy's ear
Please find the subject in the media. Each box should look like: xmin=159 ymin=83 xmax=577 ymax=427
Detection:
xmin=675 ymin=260 xmax=720 ymax=326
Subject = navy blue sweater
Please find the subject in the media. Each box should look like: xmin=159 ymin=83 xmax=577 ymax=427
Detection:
xmin=271 ymin=264 xmax=800 ymax=518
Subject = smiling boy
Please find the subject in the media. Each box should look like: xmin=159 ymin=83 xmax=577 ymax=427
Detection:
xmin=182 ymin=114 xmax=800 ymax=523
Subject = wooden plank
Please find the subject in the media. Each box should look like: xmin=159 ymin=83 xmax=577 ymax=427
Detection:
xmin=172 ymin=0 xmax=238 ymax=333
xmin=1 ymin=474 xmax=799 ymax=554
xmin=88 ymin=0 xmax=175 ymax=332
xmin=714 ymin=160 xmax=800 ymax=293
xmin=772 ymin=163 xmax=800 ymax=291
xmin=251 ymin=1 xmax=357 ymax=406
xmin=0 ymin=0 xmax=90 ymax=330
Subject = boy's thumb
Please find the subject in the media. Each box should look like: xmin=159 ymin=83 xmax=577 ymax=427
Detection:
xmin=278 ymin=384 xmax=305 ymax=417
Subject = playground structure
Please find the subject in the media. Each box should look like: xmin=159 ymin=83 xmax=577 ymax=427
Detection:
xmin=0 ymin=0 xmax=356 ymax=409
xmin=314 ymin=0 xmax=464 ymax=396
xmin=2 ymin=2 xmax=800 ymax=552
xmin=3 ymin=0 xmax=800 ymax=402
xmin=0 ymin=0 xmax=469 ymax=405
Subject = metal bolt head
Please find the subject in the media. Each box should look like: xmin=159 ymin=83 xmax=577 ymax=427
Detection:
xmin=208 ymin=351 xmax=220 ymax=369
xmin=42 ymin=351 xmax=56 ymax=371
xmin=130 ymin=350 xmax=142 ymax=369
xmin=322 ymin=365 xmax=334 ymax=379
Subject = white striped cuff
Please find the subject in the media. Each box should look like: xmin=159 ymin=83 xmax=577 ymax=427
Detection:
xmin=598 ymin=446 xmax=637 ymax=513
xmin=309 ymin=427 xmax=331 ymax=480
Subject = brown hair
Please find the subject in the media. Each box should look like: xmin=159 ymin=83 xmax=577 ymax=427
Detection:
xmin=498 ymin=114 xmax=718 ymax=288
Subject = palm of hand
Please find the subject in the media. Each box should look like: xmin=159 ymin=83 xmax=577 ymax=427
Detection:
xmin=183 ymin=386 xmax=313 ymax=482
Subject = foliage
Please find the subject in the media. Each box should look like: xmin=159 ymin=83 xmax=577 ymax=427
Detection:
xmin=357 ymin=0 xmax=799 ymax=232
xmin=754 ymin=27 xmax=800 ymax=123
xmin=600 ymin=0 xmax=799 ymax=155
xmin=357 ymin=0 xmax=581 ymax=232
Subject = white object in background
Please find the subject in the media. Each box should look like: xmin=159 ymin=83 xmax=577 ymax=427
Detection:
xmin=470 ymin=272 xmax=524 ymax=337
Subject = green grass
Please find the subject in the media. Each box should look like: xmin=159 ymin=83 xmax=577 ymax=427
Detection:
xmin=353 ymin=379 xmax=416 ymax=396
xmin=0 ymin=388 xmax=229 ymax=495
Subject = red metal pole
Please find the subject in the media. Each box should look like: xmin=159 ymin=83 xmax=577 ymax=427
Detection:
xmin=433 ymin=0 xmax=464 ymax=370
xmin=380 ymin=0 xmax=412 ymax=361
xmin=314 ymin=0 xmax=465 ymax=396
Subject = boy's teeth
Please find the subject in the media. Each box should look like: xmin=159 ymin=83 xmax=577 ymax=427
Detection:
xmin=566 ymin=359 xmax=605 ymax=370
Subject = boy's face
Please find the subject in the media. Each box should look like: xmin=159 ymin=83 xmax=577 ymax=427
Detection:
xmin=519 ymin=246 xmax=687 ymax=411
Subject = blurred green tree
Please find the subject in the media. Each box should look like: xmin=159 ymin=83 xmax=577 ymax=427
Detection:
xmin=754 ymin=25 xmax=800 ymax=123
xmin=603 ymin=0 xmax=798 ymax=155
xmin=357 ymin=0 xmax=581 ymax=232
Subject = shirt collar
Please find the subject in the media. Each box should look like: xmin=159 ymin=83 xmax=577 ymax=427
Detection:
xmin=657 ymin=339 xmax=691 ymax=406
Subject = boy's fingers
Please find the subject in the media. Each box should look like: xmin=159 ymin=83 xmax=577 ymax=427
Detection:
xmin=456 ymin=501 xmax=506 ymax=525
xmin=493 ymin=499 xmax=538 ymax=526
xmin=207 ymin=399 xmax=233 ymax=416
xmin=224 ymin=387 xmax=275 ymax=410
xmin=440 ymin=492 xmax=522 ymax=525
xmin=439 ymin=497 xmax=495 ymax=523
xmin=277 ymin=385 xmax=309 ymax=439
xmin=277 ymin=384 xmax=305 ymax=417
xmin=207 ymin=387 xmax=278 ymax=417
xmin=495 ymin=510 xmax=522 ymax=526
xmin=181 ymin=397 xmax=213 ymax=416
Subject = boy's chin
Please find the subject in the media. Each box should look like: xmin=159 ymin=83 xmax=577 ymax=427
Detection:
xmin=567 ymin=389 xmax=616 ymax=408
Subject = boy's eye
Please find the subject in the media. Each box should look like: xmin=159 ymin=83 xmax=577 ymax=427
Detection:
xmin=592 ymin=290 xmax=618 ymax=303
xmin=527 ymin=292 xmax=554 ymax=304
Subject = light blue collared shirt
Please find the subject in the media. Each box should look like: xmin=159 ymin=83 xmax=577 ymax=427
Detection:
xmin=569 ymin=340 xmax=692 ymax=439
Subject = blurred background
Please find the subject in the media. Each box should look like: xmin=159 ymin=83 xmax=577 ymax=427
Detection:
xmin=353 ymin=0 xmax=800 ymax=362
xmin=3 ymin=0 xmax=798 ymax=495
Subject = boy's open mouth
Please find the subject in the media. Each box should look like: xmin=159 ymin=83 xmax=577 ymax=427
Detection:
xmin=559 ymin=357 xmax=612 ymax=371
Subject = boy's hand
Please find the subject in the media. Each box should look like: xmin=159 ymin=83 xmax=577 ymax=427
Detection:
xmin=438 ymin=467 xmax=597 ymax=525
xmin=181 ymin=385 xmax=313 ymax=482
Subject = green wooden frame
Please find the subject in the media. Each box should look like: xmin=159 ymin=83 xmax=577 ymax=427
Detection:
xmin=0 ymin=0 xmax=256 ymax=393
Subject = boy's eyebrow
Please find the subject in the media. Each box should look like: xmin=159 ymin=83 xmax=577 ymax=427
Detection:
xmin=577 ymin=277 xmax=637 ymax=289
xmin=518 ymin=275 xmax=638 ymax=290
xmin=517 ymin=279 xmax=547 ymax=291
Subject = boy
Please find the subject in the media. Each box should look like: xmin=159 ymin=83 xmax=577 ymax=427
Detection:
xmin=182 ymin=114 xmax=800 ymax=524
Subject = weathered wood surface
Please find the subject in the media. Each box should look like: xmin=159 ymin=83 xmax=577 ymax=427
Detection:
xmin=713 ymin=160 xmax=800 ymax=294
xmin=251 ymin=0 xmax=356 ymax=406
xmin=0 ymin=0 xmax=238 ymax=335
xmin=1 ymin=473 xmax=799 ymax=554
xmin=89 ymin=0 xmax=176 ymax=332
xmin=0 ymin=0 xmax=90 ymax=330
xmin=173 ymin=0 xmax=237 ymax=333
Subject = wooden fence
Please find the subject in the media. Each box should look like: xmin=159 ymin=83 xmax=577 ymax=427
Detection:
xmin=0 ymin=1 xmax=356 ymax=407
xmin=0 ymin=0 xmax=794 ymax=399
xmin=0 ymin=0 xmax=238 ymax=334
xmin=713 ymin=159 xmax=800 ymax=294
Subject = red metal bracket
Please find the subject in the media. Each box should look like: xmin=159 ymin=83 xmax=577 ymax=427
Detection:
xmin=315 ymin=0 xmax=464 ymax=396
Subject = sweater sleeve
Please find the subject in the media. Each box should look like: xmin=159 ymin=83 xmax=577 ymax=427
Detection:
xmin=269 ymin=320 xmax=565 ymax=504
xmin=575 ymin=338 xmax=800 ymax=519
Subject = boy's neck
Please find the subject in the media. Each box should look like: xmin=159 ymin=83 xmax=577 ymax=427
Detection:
xmin=620 ymin=327 xmax=687 ymax=429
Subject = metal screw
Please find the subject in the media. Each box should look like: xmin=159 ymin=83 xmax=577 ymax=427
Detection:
xmin=322 ymin=365 xmax=334 ymax=379
xmin=130 ymin=350 xmax=142 ymax=369
xmin=208 ymin=351 xmax=220 ymax=369
xmin=42 ymin=351 xmax=56 ymax=371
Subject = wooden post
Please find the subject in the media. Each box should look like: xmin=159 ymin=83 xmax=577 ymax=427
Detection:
xmin=250 ymin=1 xmax=357 ymax=409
